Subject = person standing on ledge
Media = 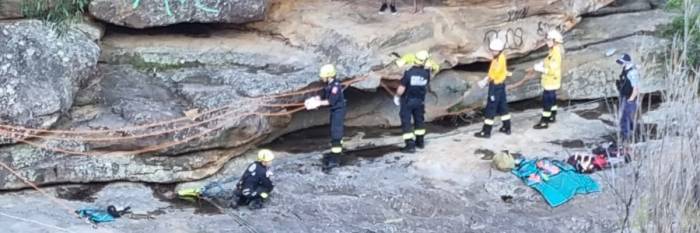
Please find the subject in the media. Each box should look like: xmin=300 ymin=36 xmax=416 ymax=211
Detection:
xmin=532 ymin=30 xmax=564 ymax=130
xmin=615 ymin=53 xmax=640 ymax=142
xmin=394 ymin=50 xmax=432 ymax=153
xmin=474 ymin=38 xmax=512 ymax=138
xmin=304 ymin=64 xmax=346 ymax=170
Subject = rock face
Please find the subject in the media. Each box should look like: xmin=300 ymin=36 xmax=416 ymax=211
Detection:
xmin=0 ymin=0 xmax=22 ymax=19
xmin=251 ymin=0 xmax=615 ymax=80
xmin=89 ymin=0 xmax=269 ymax=28
xmin=0 ymin=20 xmax=100 ymax=129
xmin=0 ymin=104 xmax=626 ymax=233
xmin=1 ymin=0 xmax=678 ymax=189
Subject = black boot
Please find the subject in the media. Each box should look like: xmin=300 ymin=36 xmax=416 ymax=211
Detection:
xmin=474 ymin=124 xmax=492 ymax=138
xmin=550 ymin=111 xmax=557 ymax=123
xmin=499 ymin=120 xmax=511 ymax=135
xmin=401 ymin=139 xmax=416 ymax=153
xmin=323 ymin=153 xmax=341 ymax=170
xmin=248 ymin=198 xmax=263 ymax=210
xmin=378 ymin=3 xmax=388 ymax=14
xmin=415 ymin=135 xmax=425 ymax=149
xmin=533 ymin=117 xmax=549 ymax=129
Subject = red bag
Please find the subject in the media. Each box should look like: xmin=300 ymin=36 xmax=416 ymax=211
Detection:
xmin=592 ymin=154 xmax=608 ymax=170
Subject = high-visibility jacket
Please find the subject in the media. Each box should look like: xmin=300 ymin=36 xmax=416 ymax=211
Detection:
xmin=488 ymin=53 xmax=508 ymax=84
xmin=396 ymin=54 xmax=440 ymax=74
xmin=541 ymin=44 xmax=563 ymax=90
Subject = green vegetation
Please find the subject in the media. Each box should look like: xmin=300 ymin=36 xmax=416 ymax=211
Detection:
xmin=21 ymin=0 xmax=89 ymax=32
xmin=662 ymin=0 xmax=700 ymax=67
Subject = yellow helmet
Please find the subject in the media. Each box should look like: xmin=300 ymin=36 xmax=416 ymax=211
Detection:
xmin=257 ymin=149 xmax=275 ymax=162
xmin=415 ymin=50 xmax=430 ymax=64
xmin=319 ymin=64 xmax=336 ymax=81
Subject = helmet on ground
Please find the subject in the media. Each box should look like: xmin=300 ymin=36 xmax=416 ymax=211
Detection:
xmin=319 ymin=64 xmax=336 ymax=81
xmin=489 ymin=38 xmax=505 ymax=51
xmin=257 ymin=149 xmax=275 ymax=162
xmin=546 ymin=30 xmax=564 ymax=43
xmin=415 ymin=50 xmax=430 ymax=64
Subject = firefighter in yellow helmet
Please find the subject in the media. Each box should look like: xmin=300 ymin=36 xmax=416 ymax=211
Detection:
xmin=532 ymin=30 xmax=564 ymax=129
xmin=394 ymin=50 xmax=431 ymax=152
xmin=232 ymin=149 xmax=275 ymax=210
xmin=304 ymin=64 xmax=346 ymax=170
xmin=474 ymin=38 xmax=512 ymax=138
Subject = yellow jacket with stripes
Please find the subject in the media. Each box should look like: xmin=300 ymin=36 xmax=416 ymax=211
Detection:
xmin=488 ymin=53 xmax=508 ymax=84
xmin=541 ymin=44 xmax=563 ymax=90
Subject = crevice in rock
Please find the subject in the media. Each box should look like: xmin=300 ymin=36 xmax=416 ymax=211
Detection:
xmin=582 ymin=7 xmax=658 ymax=18
xmin=104 ymin=23 xmax=216 ymax=38
xmin=452 ymin=61 xmax=491 ymax=73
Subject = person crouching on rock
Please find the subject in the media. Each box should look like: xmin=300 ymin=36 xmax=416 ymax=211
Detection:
xmin=304 ymin=64 xmax=346 ymax=170
xmin=232 ymin=149 xmax=275 ymax=210
xmin=474 ymin=38 xmax=512 ymax=138
xmin=532 ymin=30 xmax=564 ymax=130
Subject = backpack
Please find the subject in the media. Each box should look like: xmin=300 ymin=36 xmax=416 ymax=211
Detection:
xmin=566 ymin=154 xmax=596 ymax=173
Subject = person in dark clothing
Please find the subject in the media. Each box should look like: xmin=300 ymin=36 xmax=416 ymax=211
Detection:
xmin=395 ymin=50 xmax=431 ymax=153
xmin=233 ymin=149 xmax=275 ymax=210
xmin=615 ymin=53 xmax=640 ymax=142
xmin=304 ymin=64 xmax=346 ymax=170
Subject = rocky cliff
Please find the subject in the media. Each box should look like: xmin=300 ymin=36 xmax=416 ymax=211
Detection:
xmin=0 ymin=0 xmax=674 ymax=189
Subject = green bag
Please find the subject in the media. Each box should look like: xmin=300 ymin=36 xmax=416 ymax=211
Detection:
xmin=492 ymin=151 xmax=515 ymax=172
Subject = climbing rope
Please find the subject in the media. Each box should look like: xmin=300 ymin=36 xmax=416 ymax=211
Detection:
xmin=0 ymin=211 xmax=77 ymax=233
xmin=0 ymin=76 xmax=369 ymax=156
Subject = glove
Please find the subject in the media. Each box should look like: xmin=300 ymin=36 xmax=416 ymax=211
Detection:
xmin=304 ymin=97 xmax=320 ymax=110
xmin=266 ymin=170 xmax=273 ymax=178
xmin=260 ymin=192 xmax=269 ymax=199
xmin=393 ymin=96 xmax=401 ymax=106
xmin=533 ymin=61 xmax=545 ymax=73
xmin=478 ymin=77 xmax=489 ymax=88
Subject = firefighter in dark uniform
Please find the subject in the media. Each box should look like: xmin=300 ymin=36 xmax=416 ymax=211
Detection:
xmin=394 ymin=50 xmax=431 ymax=153
xmin=232 ymin=149 xmax=275 ymax=210
xmin=474 ymin=38 xmax=512 ymax=138
xmin=304 ymin=64 xmax=346 ymax=169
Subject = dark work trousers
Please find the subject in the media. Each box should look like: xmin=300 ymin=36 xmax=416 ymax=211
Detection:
xmin=329 ymin=108 xmax=346 ymax=151
xmin=484 ymin=83 xmax=509 ymax=119
xmin=619 ymin=98 xmax=637 ymax=140
xmin=542 ymin=90 xmax=557 ymax=117
xmin=400 ymin=98 xmax=426 ymax=136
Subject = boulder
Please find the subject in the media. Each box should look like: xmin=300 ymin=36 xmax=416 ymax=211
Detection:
xmin=0 ymin=20 xmax=99 ymax=129
xmin=1 ymin=0 xmax=644 ymax=189
xmin=89 ymin=0 xmax=269 ymax=28
xmin=0 ymin=0 xmax=22 ymax=19
xmin=251 ymin=0 xmax=615 ymax=81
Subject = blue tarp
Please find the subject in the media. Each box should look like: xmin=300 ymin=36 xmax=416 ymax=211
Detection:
xmin=512 ymin=159 xmax=601 ymax=207
xmin=76 ymin=208 xmax=115 ymax=223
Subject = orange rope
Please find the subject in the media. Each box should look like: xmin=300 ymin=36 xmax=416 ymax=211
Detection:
xmin=0 ymin=107 xmax=306 ymax=156
xmin=0 ymin=161 xmax=77 ymax=216
xmin=0 ymin=108 xmax=248 ymax=141
xmin=0 ymin=76 xmax=367 ymax=136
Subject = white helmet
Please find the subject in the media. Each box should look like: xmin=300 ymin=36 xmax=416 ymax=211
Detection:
xmin=489 ymin=38 xmax=505 ymax=51
xmin=546 ymin=30 xmax=563 ymax=43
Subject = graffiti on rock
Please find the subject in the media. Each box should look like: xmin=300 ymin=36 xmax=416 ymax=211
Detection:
xmin=131 ymin=0 xmax=221 ymax=16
